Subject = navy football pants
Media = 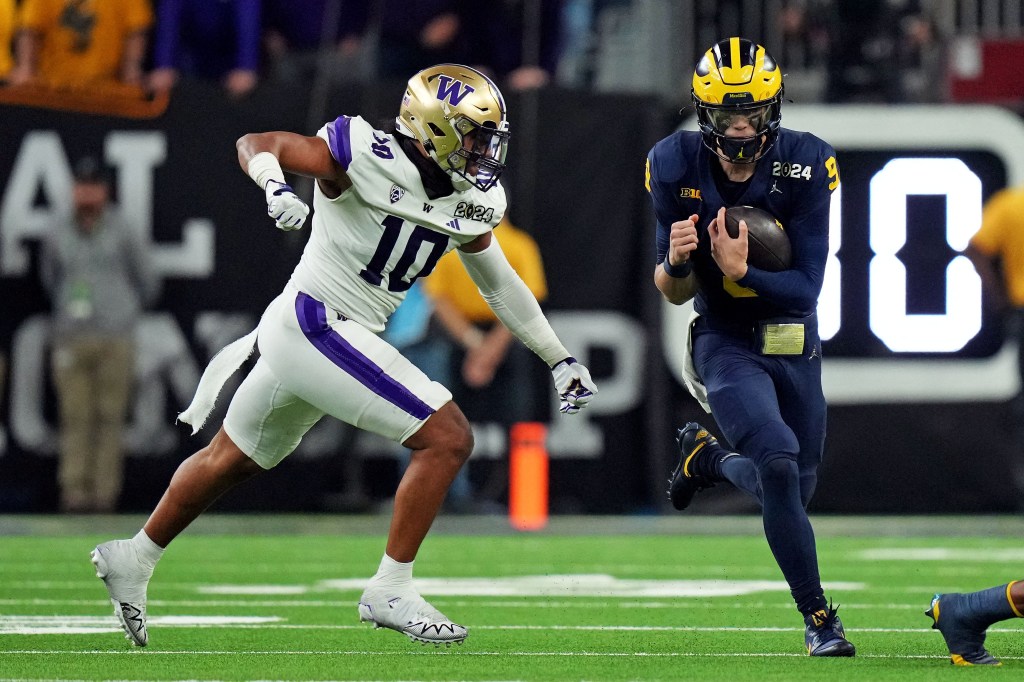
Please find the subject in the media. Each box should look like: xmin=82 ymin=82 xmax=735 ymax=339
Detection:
xmin=693 ymin=322 xmax=827 ymax=614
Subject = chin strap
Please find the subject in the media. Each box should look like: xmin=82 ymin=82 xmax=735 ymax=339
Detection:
xmin=717 ymin=135 xmax=764 ymax=163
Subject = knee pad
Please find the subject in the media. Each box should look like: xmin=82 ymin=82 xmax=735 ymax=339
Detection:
xmin=758 ymin=456 xmax=799 ymax=495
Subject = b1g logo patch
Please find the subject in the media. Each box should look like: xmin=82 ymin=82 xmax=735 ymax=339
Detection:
xmin=454 ymin=202 xmax=494 ymax=222
xmin=679 ymin=187 xmax=702 ymax=200
xmin=772 ymin=161 xmax=812 ymax=180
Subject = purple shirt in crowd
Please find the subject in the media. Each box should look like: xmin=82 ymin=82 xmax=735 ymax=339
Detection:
xmin=153 ymin=0 xmax=261 ymax=78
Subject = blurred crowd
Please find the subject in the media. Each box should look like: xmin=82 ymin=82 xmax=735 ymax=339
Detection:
xmin=0 ymin=0 xmax=570 ymax=102
xmin=0 ymin=0 xmax=991 ymax=107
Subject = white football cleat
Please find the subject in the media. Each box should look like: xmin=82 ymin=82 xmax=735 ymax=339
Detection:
xmin=358 ymin=585 xmax=467 ymax=646
xmin=90 ymin=539 xmax=152 ymax=647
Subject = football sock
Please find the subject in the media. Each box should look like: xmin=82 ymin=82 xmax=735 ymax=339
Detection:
xmin=959 ymin=583 xmax=1021 ymax=629
xmin=372 ymin=554 xmax=413 ymax=586
xmin=693 ymin=440 xmax=727 ymax=480
xmin=799 ymin=592 xmax=830 ymax=623
xmin=719 ymin=454 xmax=761 ymax=502
xmin=131 ymin=530 xmax=165 ymax=569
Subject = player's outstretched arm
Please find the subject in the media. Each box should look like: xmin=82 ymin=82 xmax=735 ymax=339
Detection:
xmin=236 ymin=132 xmax=352 ymax=230
xmin=456 ymin=232 xmax=598 ymax=415
xmin=236 ymin=132 xmax=348 ymax=185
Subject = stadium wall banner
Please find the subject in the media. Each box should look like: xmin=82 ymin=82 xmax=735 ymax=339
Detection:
xmin=0 ymin=85 xmax=1020 ymax=513
xmin=0 ymin=82 xmax=664 ymax=514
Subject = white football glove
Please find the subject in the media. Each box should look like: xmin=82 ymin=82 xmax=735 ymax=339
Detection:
xmin=551 ymin=357 xmax=598 ymax=415
xmin=265 ymin=180 xmax=309 ymax=231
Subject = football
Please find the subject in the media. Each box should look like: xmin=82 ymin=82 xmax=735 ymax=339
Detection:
xmin=724 ymin=205 xmax=792 ymax=272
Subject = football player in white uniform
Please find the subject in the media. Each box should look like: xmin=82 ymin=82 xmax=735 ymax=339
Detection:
xmin=90 ymin=64 xmax=598 ymax=648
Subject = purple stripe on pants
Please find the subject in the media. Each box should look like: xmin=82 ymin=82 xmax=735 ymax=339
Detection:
xmin=294 ymin=292 xmax=435 ymax=420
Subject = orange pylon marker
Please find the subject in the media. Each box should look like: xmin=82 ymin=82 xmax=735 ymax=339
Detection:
xmin=508 ymin=422 xmax=549 ymax=531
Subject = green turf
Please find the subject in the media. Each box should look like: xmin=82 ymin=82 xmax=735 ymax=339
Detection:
xmin=1 ymin=518 xmax=1022 ymax=681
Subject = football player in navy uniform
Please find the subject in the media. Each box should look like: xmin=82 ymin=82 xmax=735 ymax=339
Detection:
xmin=647 ymin=37 xmax=853 ymax=656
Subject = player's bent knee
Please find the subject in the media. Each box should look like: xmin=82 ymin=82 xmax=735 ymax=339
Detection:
xmin=204 ymin=427 xmax=265 ymax=479
xmin=405 ymin=402 xmax=474 ymax=465
xmin=757 ymin=456 xmax=799 ymax=492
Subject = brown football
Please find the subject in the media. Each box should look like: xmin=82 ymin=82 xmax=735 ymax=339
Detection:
xmin=724 ymin=205 xmax=791 ymax=272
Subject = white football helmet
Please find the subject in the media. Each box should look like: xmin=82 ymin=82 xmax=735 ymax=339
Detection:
xmin=396 ymin=63 xmax=510 ymax=192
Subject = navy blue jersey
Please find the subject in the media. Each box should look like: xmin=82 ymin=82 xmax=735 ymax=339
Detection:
xmin=646 ymin=128 xmax=839 ymax=324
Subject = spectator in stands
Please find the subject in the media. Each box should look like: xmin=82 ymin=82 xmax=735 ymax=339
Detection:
xmin=263 ymin=0 xmax=371 ymax=85
xmin=149 ymin=0 xmax=261 ymax=99
xmin=965 ymin=184 xmax=1024 ymax=498
xmin=895 ymin=10 xmax=945 ymax=102
xmin=0 ymin=0 xmax=15 ymax=82
xmin=461 ymin=0 xmax=565 ymax=91
xmin=10 ymin=0 xmax=152 ymax=91
xmin=423 ymin=213 xmax=549 ymax=511
xmin=814 ymin=0 xmax=936 ymax=103
xmin=40 ymin=157 xmax=159 ymax=513
xmin=375 ymin=0 xmax=465 ymax=82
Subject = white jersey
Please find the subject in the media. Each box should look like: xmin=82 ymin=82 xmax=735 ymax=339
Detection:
xmin=289 ymin=115 xmax=507 ymax=332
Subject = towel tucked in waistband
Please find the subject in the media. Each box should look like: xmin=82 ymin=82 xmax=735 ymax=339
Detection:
xmin=177 ymin=328 xmax=259 ymax=435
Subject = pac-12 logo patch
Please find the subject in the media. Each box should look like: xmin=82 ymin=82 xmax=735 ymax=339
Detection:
xmin=389 ymin=184 xmax=405 ymax=204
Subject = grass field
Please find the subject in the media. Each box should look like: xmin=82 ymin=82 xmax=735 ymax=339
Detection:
xmin=2 ymin=514 xmax=1023 ymax=681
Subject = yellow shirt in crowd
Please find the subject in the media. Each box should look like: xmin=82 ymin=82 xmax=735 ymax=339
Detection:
xmin=425 ymin=219 xmax=549 ymax=323
xmin=0 ymin=0 xmax=15 ymax=77
xmin=18 ymin=0 xmax=152 ymax=88
xmin=971 ymin=186 xmax=1024 ymax=307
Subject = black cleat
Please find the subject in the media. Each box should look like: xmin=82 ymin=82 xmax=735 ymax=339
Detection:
xmin=926 ymin=593 xmax=1001 ymax=666
xmin=667 ymin=422 xmax=717 ymax=511
xmin=805 ymin=605 xmax=856 ymax=657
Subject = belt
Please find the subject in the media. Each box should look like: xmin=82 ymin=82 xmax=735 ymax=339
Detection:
xmin=696 ymin=313 xmax=817 ymax=356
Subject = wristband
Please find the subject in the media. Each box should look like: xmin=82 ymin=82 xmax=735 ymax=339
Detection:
xmin=662 ymin=257 xmax=693 ymax=278
xmin=247 ymin=151 xmax=286 ymax=190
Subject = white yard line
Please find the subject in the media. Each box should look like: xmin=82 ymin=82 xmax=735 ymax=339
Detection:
xmin=2 ymin=616 xmax=1022 ymax=635
xmin=3 ymin=649 xmax=1023 ymax=661
xmin=0 ymin=598 xmax=955 ymax=610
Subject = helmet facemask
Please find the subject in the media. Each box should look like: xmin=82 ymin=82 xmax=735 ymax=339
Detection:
xmin=693 ymin=93 xmax=783 ymax=164
xmin=443 ymin=116 xmax=510 ymax=191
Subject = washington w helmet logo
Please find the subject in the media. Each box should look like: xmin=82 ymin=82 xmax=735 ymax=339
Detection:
xmin=436 ymin=76 xmax=475 ymax=105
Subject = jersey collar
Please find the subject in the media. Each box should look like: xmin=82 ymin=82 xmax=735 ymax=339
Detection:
xmin=395 ymin=133 xmax=456 ymax=200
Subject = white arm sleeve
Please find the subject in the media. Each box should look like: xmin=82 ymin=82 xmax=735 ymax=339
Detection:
xmin=457 ymin=238 xmax=570 ymax=368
